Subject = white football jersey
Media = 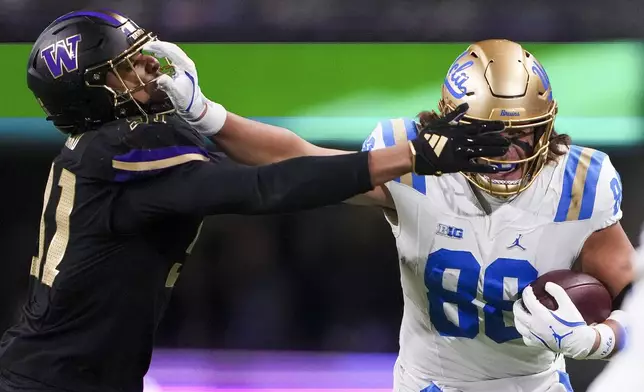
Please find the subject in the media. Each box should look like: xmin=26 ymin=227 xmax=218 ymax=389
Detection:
xmin=362 ymin=118 xmax=623 ymax=385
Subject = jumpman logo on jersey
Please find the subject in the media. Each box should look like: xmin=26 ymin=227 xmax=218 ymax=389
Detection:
xmin=507 ymin=234 xmax=526 ymax=250
xmin=550 ymin=326 xmax=573 ymax=349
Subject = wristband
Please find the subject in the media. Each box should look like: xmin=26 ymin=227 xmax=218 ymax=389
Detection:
xmin=188 ymin=100 xmax=227 ymax=136
xmin=585 ymin=323 xmax=616 ymax=359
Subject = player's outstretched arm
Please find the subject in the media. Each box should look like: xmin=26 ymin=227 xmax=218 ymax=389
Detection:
xmin=113 ymin=104 xmax=509 ymax=229
xmin=211 ymin=113 xmax=396 ymax=207
xmin=214 ymin=113 xmax=339 ymax=165
xmin=112 ymin=145 xmax=411 ymax=230
xmin=143 ymin=40 xmax=338 ymax=164
xmin=142 ymin=41 xmax=509 ymax=210
xmin=143 ymin=41 xmax=391 ymax=207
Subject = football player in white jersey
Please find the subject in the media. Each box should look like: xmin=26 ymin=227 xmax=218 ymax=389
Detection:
xmin=144 ymin=39 xmax=635 ymax=391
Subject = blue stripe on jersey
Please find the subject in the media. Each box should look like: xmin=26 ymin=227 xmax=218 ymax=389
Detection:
xmin=380 ymin=120 xmax=400 ymax=183
xmin=402 ymin=118 xmax=426 ymax=195
xmin=557 ymin=371 xmax=574 ymax=392
xmin=381 ymin=120 xmax=396 ymax=148
xmin=421 ymin=383 xmax=443 ymax=392
xmin=554 ymin=146 xmax=583 ymax=222
xmin=403 ymin=118 xmax=418 ymax=142
xmin=555 ymin=145 xmax=608 ymax=222
xmin=578 ymin=149 xmax=607 ymax=220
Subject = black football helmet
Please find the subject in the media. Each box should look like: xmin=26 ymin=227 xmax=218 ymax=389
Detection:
xmin=27 ymin=10 xmax=174 ymax=134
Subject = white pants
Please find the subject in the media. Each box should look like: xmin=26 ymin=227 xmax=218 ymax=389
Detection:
xmin=393 ymin=357 xmax=573 ymax=392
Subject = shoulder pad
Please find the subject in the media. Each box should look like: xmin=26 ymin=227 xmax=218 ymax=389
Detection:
xmin=361 ymin=118 xmax=427 ymax=195
xmin=554 ymin=145 xmax=622 ymax=229
xmin=57 ymin=114 xmax=210 ymax=182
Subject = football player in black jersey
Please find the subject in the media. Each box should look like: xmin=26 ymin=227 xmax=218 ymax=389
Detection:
xmin=0 ymin=9 xmax=510 ymax=392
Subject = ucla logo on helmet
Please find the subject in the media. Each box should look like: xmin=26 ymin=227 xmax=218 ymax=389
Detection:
xmin=444 ymin=50 xmax=474 ymax=99
xmin=40 ymin=34 xmax=82 ymax=79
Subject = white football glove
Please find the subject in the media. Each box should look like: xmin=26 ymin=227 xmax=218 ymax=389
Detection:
xmin=513 ymin=283 xmax=601 ymax=359
xmin=142 ymin=40 xmax=226 ymax=136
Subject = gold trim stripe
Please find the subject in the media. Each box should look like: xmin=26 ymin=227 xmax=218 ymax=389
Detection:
xmin=112 ymin=153 xmax=208 ymax=172
xmin=565 ymin=147 xmax=595 ymax=221
xmin=165 ymin=263 xmax=182 ymax=288
xmin=30 ymin=164 xmax=55 ymax=278
xmin=428 ymin=134 xmax=439 ymax=147
xmin=434 ymin=136 xmax=448 ymax=157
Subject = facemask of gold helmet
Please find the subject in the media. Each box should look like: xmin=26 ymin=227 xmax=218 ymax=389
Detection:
xmin=439 ymin=39 xmax=558 ymax=198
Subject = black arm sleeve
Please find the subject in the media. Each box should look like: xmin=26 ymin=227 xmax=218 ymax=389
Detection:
xmin=113 ymin=152 xmax=373 ymax=229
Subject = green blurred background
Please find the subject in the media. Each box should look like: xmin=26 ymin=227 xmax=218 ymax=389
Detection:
xmin=3 ymin=42 xmax=642 ymax=145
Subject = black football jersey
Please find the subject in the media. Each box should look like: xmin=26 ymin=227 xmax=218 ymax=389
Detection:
xmin=0 ymin=114 xmax=208 ymax=392
xmin=0 ymin=113 xmax=373 ymax=392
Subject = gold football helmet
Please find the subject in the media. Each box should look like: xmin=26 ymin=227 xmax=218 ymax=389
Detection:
xmin=438 ymin=39 xmax=558 ymax=197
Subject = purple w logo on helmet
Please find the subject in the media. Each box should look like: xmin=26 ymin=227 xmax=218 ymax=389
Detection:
xmin=40 ymin=34 xmax=82 ymax=79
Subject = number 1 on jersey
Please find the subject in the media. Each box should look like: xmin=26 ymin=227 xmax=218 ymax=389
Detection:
xmin=30 ymin=167 xmax=76 ymax=287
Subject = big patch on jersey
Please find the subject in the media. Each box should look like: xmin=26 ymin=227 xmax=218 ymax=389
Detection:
xmin=555 ymin=145 xmax=606 ymax=222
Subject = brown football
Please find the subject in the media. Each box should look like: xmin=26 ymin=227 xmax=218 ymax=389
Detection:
xmin=530 ymin=269 xmax=612 ymax=324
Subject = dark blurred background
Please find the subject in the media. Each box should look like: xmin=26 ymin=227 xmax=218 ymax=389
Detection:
xmin=1 ymin=0 xmax=643 ymax=42
xmin=0 ymin=1 xmax=643 ymax=391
